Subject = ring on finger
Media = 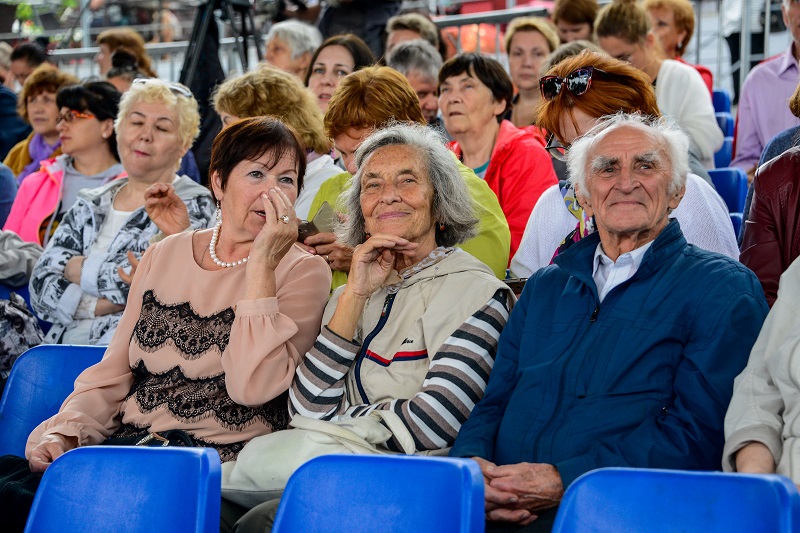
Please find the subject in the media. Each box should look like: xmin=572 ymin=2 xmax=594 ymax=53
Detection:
xmin=279 ymin=214 xmax=290 ymax=224
xmin=326 ymin=255 xmax=331 ymax=263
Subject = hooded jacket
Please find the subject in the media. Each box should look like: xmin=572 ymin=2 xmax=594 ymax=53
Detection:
xmin=29 ymin=175 xmax=214 ymax=345
xmin=449 ymin=120 xmax=557 ymax=259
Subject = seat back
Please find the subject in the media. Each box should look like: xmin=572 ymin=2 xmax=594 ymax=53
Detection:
xmin=272 ymin=454 xmax=485 ymax=533
xmin=552 ymin=467 xmax=800 ymax=533
xmin=0 ymin=345 xmax=105 ymax=457
xmin=712 ymin=88 xmax=732 ymax=113
xmin=24 ymin=446 xmax=221 ymax=533
xmin=730 ymin=212 xmax=743 ymax=238
xmin=709 ymin=167 xmax=748 ymax=213
xmin=715 ymin=112 xmax=734 ymax=137
xmin=714 ymin=137 xmax=734 ymax=168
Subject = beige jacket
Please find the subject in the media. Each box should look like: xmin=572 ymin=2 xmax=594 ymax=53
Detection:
xmin=723 ymin=255 xmax=800 ymax=480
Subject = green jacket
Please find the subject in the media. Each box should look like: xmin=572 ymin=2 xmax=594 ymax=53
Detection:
xmin=308 ymin=160 xmax=511 ymax=290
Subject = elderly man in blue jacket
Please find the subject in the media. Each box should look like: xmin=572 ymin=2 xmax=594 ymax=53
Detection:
xmin=450 ymin=112 xmax=769 ymax=532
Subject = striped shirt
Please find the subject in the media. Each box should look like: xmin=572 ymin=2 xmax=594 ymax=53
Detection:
xmin=289 ymin=289 xmax=510 ymax=452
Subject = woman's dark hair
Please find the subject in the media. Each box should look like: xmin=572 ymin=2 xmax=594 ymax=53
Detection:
xmin=303 ymin=34 xmax=376 ymax=86
xmin=107 ymin=49 xmax=146 ymax=81
xmin=57 ymin=81 xmax=122 ymax=160
xmin=438 ymin=53 xmax=514 ymax=123
xmin=10 ymin=42 xmax=49 ymax=67
xmin=209 ymin=116 xmax=308 ymax=200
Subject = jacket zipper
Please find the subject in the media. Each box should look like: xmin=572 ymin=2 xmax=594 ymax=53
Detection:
xmin=353 ymin=293 xmax=397 ymax=403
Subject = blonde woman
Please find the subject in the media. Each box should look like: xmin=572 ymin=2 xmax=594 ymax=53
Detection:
xmin=213 ymin=66 xmax=341 ymax=220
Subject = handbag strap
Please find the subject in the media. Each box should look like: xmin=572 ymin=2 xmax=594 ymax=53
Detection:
xmin=367 ymin=410 xmax=417 ymax=455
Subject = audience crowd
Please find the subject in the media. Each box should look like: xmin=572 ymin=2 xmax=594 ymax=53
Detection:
xmin=0 ymin=0 xmax=799 ymax=530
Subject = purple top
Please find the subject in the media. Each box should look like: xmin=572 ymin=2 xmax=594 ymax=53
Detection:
xmin=732 ymin=43 xmax=800 ymax=171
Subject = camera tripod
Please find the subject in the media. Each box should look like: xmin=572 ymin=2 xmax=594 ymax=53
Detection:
xmin=180 ymin=0 xmax=263 ymax=87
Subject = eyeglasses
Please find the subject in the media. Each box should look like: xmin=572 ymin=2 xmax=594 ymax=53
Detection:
xmin=539 ymin=66 xmax=624 ymax=101
xmin=545 ymin=134 xmax=570 ymax=161
xmin=132 ymin=78 xmax=194 ymax=99
xmin=56 ymin=109 xmax=96 ymax=124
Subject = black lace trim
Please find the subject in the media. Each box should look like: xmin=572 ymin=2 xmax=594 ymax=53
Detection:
xmin=133 ymin=290 xmax=236 ymax=359
xmin=111 ymin=421 xmax=248 ymax=462
xmin=126 ymin=360 xmax=290 ymax=433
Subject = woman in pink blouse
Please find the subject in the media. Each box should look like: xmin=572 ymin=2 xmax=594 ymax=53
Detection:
xmin=0 ymin=117 xmax=331 ymax=532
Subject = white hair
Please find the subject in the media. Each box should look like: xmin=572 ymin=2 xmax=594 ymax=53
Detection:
xmin=567 ymin=112 xmax=690 ymax=197
xmin=266 ymin=20 xmax=322 ymax=59
xmin=337 ymin=122 xmax=478 ymax=247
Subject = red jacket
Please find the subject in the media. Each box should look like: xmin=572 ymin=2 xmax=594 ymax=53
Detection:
xmin=450 ymin=120 xmax=557 ymax=259
xmin=740 ymin=146 xmax=800 ymax=306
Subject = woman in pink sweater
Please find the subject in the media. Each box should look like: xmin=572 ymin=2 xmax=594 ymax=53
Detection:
xmin=0 ymin=116 xmax=332 ymax=532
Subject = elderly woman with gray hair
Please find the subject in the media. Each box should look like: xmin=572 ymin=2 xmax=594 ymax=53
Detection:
xmin=289 ymin=125 xmax=513 ymax=442
xmin=289 ymin=122 xmax=514 ymax=447
xmin=224 ymin=121 xmax=515 ymax=532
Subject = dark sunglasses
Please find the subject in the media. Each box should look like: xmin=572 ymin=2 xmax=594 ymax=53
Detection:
xmin=132 ymin=78 xmax=193 ymax=99
xmin=545 ymin=134 xmax=570 ymax=162
xmin=539 ymin=66 xmax=624 ymax=101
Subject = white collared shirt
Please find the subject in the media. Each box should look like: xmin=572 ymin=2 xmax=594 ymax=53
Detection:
xmin=592 ymin=241 xmax=654 ymax=302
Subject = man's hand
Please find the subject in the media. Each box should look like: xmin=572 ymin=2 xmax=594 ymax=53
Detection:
xmin=475 ymin=459 xmax=564 ymax=525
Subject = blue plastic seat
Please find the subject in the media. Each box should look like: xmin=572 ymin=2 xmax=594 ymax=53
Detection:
xmin=709 ymin=167 xmax=748 ymax=213
xmin=0 ymin=283 xmax=51 ymax=333
xmin=272 ymin=454 xmax=484 ymax=533
xmin=0 ymin=344 xmax=105 ymax=457
xmin=712 ymin=88 xmax=732 ymax=113
xmin=552 ymin=467 xmax=800 ymax=533
xmin=714 ymin=137 xmax=734 ymax=168
xmin=730 ymin=212 xmax=743 ymax=238
xmin=24 ymin=446 xmax=221 ymax=533
xmin=715 ymin=111 xmax=734 ymax=137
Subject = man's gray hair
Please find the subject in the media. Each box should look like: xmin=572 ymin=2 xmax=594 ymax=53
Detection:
xmin=265 ymin=20 xmax=322 ymax=59
xmin=385 ymin=39 xmax=443 ymax=83
xmin=567 ymin=112 xmax=690 ymax=197
xmin=337 ymin=122 xmax=478 ymax=247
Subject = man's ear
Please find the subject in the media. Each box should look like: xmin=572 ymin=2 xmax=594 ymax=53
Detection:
xmin=576 ymin=185 xmax=594 ymax=218
xmin=668 ymin=183 xmax=686 ymax=210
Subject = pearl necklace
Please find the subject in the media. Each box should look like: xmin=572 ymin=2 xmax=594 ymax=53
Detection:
xmin=209 ymin=221 xmax=248 ymax=268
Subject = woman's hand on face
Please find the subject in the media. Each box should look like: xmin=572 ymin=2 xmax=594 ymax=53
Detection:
xmin=303 ymin=232 xmax=354 ymax=272
xmin=64 ymin=256 xmax=86 ymax=285
xmin=346 ymin=234 xmax=419 ymax=298
xmin=250 ymin=188 xmax=299 ymax=271
xmin=28 ymin=434 xmax=77 ymax=473
xmin=144 ymin=183 xmax=191 ymax=236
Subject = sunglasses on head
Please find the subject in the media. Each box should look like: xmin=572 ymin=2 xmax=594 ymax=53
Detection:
xmin=539 ymin=66 xmax=624 ymax=101
xmin=132 ymin=78 xmax=194 ymax=99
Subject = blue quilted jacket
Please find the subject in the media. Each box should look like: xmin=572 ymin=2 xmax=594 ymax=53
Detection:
xmin=451 ymin=220 xmax=769 ymax=487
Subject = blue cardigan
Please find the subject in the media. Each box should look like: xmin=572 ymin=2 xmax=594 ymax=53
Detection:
xmin=451 ymin=220 xmax=768 ymax=487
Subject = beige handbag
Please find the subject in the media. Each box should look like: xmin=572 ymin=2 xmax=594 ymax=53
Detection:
xmin=221 ymin=411 xmax=419 ymax=509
